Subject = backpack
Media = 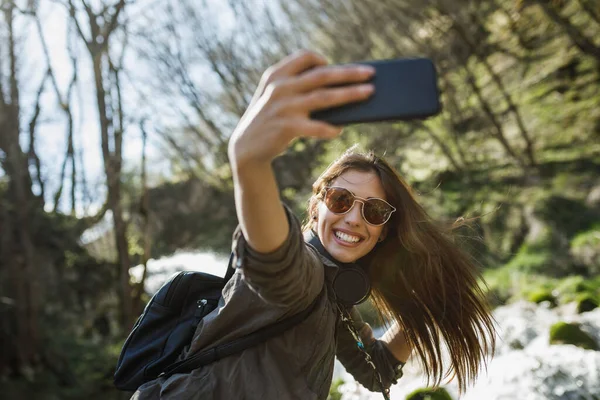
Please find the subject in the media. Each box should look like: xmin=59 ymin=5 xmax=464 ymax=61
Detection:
xmin=113 ymin=254 xmax=323 ymax=391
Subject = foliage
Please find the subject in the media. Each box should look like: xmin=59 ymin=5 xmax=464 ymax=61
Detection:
xmin=145 ymin=178 xmax=237 ymax=255
xmin=549 ymin=322 xmax=599 ymax=351
xmin=571 ymin=225 xmax=600 ymax=276
xmin=405 ymin=387 xmax=454 ymax=400
xmin=483 ymin=270 xmax=600 ymax=308
xmin=328 ymin=378 xmax=344 ymax=400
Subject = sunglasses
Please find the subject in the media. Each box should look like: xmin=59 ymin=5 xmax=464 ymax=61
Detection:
xmin=320 ymin=186 xmax=396 ymax=226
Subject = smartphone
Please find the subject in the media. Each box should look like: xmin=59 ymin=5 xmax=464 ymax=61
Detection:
xmin=310 ymin=58 xmax=441 ymax=125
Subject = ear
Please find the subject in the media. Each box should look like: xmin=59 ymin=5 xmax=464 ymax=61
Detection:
xmin=379 ymin=225 xmax=389 ymax=242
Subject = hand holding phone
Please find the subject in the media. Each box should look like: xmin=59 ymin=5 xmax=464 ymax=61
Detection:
xmin=310 ymin=58 xmax=441 ymax=125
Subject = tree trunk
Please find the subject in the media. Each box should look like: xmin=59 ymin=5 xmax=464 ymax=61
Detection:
xmin=463 ymin=63 xmax=527 ymax=169
xmin=91 ymin=55 xmax=133 ymax=329
xmin=536 ymin=0 xmax=600 ymax=61
xmin=464 ymin=10 xmax=537 ymax=166
xmin=0 ymin=2 xmax=41 ymax=375
xmin=67 ymin=0 xmax=132 ymax=329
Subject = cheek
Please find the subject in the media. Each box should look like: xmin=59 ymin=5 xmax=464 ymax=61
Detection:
xmin=316 ymin=204 xmax=342 ymax=234
xmin=317 ymin=203 xmax=331 ymax=224
xmin=366 ymin=225 xmax=384 ymax=242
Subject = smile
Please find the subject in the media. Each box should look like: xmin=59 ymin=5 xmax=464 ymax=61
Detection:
xmin=334 ymin=230 xmax=362 ymax=244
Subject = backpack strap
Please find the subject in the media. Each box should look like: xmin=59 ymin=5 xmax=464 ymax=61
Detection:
xmin=159 ymin=287 xmax=325 ymax=379
xmin=223 ymin=253 xmax=236 ymax=283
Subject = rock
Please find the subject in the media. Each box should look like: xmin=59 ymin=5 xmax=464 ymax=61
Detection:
xmin=575 ymin=294 xmax=599 ymax=314
xmin=492 ymin=301 xmax=558 ymax=356
xmin=461 ymin=346 xmax=600 ymax=400
xmin=405 ymin=387 xmax=453 ymax=400
xmin=528 ymin=289 xmax=558 ymax=307
xmin=549 ymin=321 xmax=599 ymax=350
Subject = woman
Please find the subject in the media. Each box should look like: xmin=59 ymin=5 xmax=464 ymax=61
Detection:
xmin=132 ymin=51 xmax=495 ymax=400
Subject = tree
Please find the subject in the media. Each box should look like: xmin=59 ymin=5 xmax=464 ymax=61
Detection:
xmin=0 ymin=0 xmax=43 ymax=375
xmin=67 ymin=0 xmax=134 ymax=329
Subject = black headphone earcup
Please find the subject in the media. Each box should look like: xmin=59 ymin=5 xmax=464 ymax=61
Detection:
xmin=332 ymin=267 xmax=371 ymax=306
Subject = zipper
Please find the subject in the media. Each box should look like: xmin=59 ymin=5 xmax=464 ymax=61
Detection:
xmin=163 ymin=272 xmax=185 ymax=307
xmin=195 ymin=299 xmax=208 ymax=318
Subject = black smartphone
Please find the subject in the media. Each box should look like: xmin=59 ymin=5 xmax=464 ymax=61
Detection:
xmin=310 ymin=58 xmax=441 ymax=125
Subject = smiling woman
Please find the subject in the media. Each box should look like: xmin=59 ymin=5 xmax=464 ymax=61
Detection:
xmin=303 ymin=148 xmax=497 ymax=394
xmin=131 ymin=50 xmax=496 ymax=400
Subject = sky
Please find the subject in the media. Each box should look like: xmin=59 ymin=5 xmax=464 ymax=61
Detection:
xmin=16 ymin=0 xmax=238 ymax=216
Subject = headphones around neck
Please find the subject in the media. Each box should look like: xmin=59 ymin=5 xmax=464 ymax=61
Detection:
xmin=306 ymin=231 xmax=371 ymax=307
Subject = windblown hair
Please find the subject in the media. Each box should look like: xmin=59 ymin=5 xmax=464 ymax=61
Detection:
xmin=302 ymin=147 xmax=496 ymax=393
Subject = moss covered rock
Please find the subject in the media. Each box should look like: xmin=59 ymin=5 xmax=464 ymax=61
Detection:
xmin=405 ymin=387 xmax=453 ymax=400
xmin=528 ymin=289 xmax=558 ymax=307
xmin=549 ymin=322 xmax=599 ymax=350
xmin=575 ymin=294 xmax=599 ymax=313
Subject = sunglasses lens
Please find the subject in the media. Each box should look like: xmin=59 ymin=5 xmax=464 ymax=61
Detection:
xmin=324 ymin=187 xmax=393 ymax=225
xmin=325 ymin=188 xmax=354 ymax=213
xmin=363 ymin=199 xmax=392 ymax=225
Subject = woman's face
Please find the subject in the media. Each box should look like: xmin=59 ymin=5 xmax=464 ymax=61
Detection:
xmin=316 ymin=169 xmax=388 ymax=263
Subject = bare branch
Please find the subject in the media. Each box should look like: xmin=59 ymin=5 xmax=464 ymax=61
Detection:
xmin=33 ymin=12 xmax=64 ymax=106
xmin=27 ymin=70 xmax=50 ymax=199
xmin=67 ymin=0 xmax=92 ymax=49
xmin=101 ymin=0 xmax=127 ymax=43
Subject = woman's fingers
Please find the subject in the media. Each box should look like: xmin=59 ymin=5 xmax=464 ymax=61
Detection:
xmin=291 ymin=83 xmax=375 ymax=112
xmin=286 ymin=118 xmax=343 ymax=140
xmin=248 ymin=50 xmax=328 ymax=110
xmin=290 ymin=64 xmax=375 ymax=94
xmin=266 ymin=50 xmax=329 ymax=83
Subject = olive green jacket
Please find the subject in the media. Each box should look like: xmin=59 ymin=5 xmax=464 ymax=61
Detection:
xmin=131 ymin=206 xmax=401 ymax=400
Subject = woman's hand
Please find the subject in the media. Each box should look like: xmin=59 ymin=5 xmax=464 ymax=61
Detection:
xmin=228 ymin=51 xmax=374 ymax=254
xmin=228 ymin=50 xmax=375 ymax=167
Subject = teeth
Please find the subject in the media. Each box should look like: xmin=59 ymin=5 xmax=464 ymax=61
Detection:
xmin=335 ymin=231 xmax=360 ymax=243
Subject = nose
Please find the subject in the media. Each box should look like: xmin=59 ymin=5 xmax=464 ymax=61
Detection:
xmin=344 ymin=201 xmax=364 ymax=226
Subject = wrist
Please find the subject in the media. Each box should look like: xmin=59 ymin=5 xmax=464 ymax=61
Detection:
xmin=228 ymin=140 xmax=274 ymax=173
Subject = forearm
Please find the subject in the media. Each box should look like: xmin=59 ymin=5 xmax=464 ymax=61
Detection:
xmin=380 ymin=322 xmax=412 ymax=363
xmin=230 ymin=155 xmax=289 ymax=254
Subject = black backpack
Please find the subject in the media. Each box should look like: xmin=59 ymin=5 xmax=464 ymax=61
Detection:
xmin=114 ymin=254 xmax=323 ymax=391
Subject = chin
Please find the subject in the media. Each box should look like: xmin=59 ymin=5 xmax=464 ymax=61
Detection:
xmin=327 ymin=245 xmax=364 ymax=263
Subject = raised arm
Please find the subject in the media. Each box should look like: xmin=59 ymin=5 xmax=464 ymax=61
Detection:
xmin=227 ymin=51 xmax=375 ymax=254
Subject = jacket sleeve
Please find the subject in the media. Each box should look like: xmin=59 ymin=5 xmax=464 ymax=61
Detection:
xmin=231 ymin=203 xmax=324 ymax=311
xmin=335 ymin=307 xmax=405 ymax=392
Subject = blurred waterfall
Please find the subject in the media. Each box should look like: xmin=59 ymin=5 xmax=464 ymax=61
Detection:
xmin=130 ymin=251 xmax=600 ymax=400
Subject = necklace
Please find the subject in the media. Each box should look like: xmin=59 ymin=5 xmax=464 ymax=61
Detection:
xmin=336 ymin=303 xmax=391 ymax=400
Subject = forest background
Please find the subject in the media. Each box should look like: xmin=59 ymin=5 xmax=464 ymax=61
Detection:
xmin=1 ymin=0 xmax=599 ymax=398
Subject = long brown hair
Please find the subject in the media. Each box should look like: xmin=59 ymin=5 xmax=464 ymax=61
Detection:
xmin=303 ymin=147 xmax=496 ymax=392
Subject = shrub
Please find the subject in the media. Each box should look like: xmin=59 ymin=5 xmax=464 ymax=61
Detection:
xmin=571 ymin=226 xmax=600 ymax=276
xmin=406 ymin=387 xmax=453 ymax=400
xmin=549 ymin=322 xmax=599 ymax=350
xmin=554 ymin=275 xmax=600 ymax=304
